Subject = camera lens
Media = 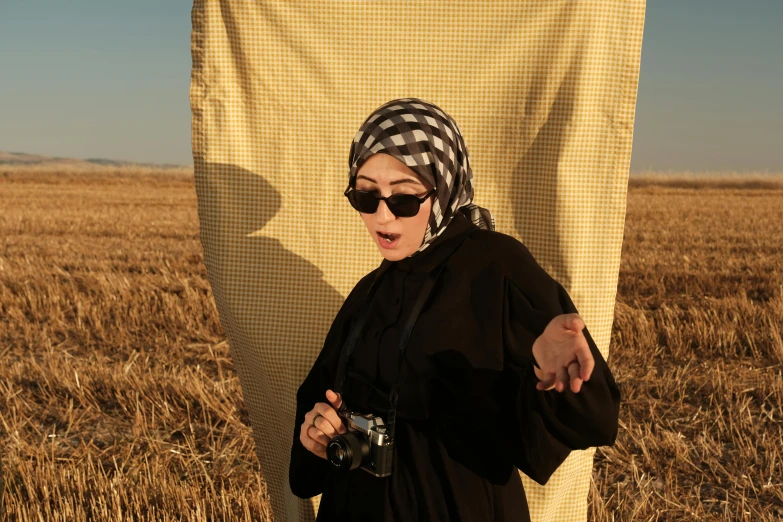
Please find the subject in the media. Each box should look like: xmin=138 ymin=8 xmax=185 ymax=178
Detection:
xmin=326 ymin=432 xmax=369 ymax=471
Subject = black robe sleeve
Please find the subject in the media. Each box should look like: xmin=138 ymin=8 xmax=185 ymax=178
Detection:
xmin=288 ymin=271 xmax=377 ymax=499
xmin=498 ymin=240 xmax=621 ymax=486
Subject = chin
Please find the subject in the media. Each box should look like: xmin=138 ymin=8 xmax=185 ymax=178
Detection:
xmin=379 ymin=250 xmax=406 ymax=261
xmin=377 ymin=243 xmax=412 ymax=261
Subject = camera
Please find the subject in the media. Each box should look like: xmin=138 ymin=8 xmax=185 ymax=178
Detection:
xmin=326 ymin=409 xmax=394 ymax=477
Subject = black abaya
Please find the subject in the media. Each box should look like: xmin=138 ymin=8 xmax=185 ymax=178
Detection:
xmin=289 ymin=212 xmax=621 ymax=521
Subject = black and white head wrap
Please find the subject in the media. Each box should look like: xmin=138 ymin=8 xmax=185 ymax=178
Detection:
xmin=348 ymin=98 xmax=495 ymax=257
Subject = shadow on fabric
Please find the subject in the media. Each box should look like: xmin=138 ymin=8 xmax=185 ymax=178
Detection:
xmin=194 ymin=161 xmax=346 ymax=521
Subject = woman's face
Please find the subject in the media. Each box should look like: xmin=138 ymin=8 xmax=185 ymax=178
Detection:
xmin=354 ymin=153 xmax=434 ymax=261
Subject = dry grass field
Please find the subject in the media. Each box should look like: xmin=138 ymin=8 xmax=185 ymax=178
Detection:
xmin=1 ymin=166 xmax=781 ymax=521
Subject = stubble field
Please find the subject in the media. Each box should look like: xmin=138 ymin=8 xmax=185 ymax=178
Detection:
xmin=1 ymin=167 xmax=781 ymax=521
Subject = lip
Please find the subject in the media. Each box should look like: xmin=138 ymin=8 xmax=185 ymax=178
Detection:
xmin=377 ymin=231 xmax=401 ymax=249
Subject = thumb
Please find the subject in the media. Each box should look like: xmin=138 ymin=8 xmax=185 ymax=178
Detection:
xmin=326 ymin=389 xmax=342 ymax=409
xmin=565 ymin=314 xmax=584 ymax=333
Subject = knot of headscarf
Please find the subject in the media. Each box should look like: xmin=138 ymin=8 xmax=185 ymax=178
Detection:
xmin=347 ymin=97 xmax=495 ymax=258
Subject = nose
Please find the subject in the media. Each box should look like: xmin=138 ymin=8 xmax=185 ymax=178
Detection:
xmin=374 ymin=198 xmax=395 ymax=223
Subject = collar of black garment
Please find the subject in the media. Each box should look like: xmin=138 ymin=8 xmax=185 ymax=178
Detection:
xmin=374 ymin=211 xmax=477 ymax=280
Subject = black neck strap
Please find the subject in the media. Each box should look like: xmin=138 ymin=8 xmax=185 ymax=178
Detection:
xmin=333 ymin=239 xmax=464 ymax=442
xmin=384 ymin=260 xmax=446 ymax=441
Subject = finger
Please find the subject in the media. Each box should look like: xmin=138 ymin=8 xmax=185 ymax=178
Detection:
xmin=300 ymin=414 xmax=317 ymax=443
xmin=300 ymin=432 xmax=326 ymax=459
xmin=536 ymin=370 xmax=557 ymax=391
xmin=302 ymin=410 xmax=316 ymax=430
xmin=315 ymin=402 xmax=346 ymax=435
xmin=300 ymin=421 xmax=326 ymax=452
xmin=567 ymin=362 xmax=583 ymax=393
xmin=575 ymin=342 xmax=595 ymax=381
xmin=567 ymin=314 xmax=585 ymax=332
xmin=535 ymin=372 xmax=556 ymax=390
xmin=555 ymin=366 xmax=569 ymax=393
xmin=312 ymin=407 xmax=339 ymax=438
xmin=304 ymin=404 xmax=336 ymax=437
xmin=307 ymin=425 xmax=331 ymax=447
xmin=557 ymin=313 xmax=582 ymax=333
xmin=326 ymin=389 xmax=343 ymax=410
xmin=311 ymin=413 xmax=336 ymax=439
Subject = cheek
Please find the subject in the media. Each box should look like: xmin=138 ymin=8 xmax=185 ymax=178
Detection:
xmin=360 ymin=213 xmax=375 ymax=236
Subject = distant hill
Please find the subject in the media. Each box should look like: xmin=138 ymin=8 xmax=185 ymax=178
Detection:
xmin=0 ymin=151 xmax=190 ymax=169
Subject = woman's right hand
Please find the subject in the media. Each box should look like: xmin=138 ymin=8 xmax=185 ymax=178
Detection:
xmin=300 ymin=389 xmax=347 ymax=459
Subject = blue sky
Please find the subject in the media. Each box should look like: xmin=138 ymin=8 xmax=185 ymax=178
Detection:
xmin=1 ymin=1 xmax=781 ymax=171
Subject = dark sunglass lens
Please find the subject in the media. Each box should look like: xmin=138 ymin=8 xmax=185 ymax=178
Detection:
xmin=388 ymin=195 xmax=420 ymax=217
xmin=350 ymin=190 xmax=378 ymax=213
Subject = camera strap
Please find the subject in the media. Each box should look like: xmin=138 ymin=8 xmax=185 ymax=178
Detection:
xmin=333 ymin=267 xmax=391 ymax=398
xmin=385 ymin=258 xmax=447 ymax=442
xmin=333 ymin=237 xmax=466 ymax=442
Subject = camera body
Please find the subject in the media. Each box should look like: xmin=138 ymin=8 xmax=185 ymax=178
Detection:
xmin=326 ymin=410 xmax=394 ymax=477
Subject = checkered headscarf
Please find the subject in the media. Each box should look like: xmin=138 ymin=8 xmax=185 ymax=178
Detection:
xmin=347 ymin=98 xmax=495 ymax=257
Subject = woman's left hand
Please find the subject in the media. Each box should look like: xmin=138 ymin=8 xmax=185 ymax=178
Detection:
xmin=532 ymin=313 xmax=595 ymax=393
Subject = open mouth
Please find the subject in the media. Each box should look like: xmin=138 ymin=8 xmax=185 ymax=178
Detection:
xmin=377 ymin=231 xmax=400 ymax=243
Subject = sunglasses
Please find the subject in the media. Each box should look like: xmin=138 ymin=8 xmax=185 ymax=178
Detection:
xmin=344 ymin=185 xmax=436 ymax=218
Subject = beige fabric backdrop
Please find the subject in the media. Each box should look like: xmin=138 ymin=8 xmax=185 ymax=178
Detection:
xmin=190 ymin=1 xmax=645 ymax=520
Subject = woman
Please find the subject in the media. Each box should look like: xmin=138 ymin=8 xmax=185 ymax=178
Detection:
xmin=289 ymin=98 xmax=620 ymax=521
